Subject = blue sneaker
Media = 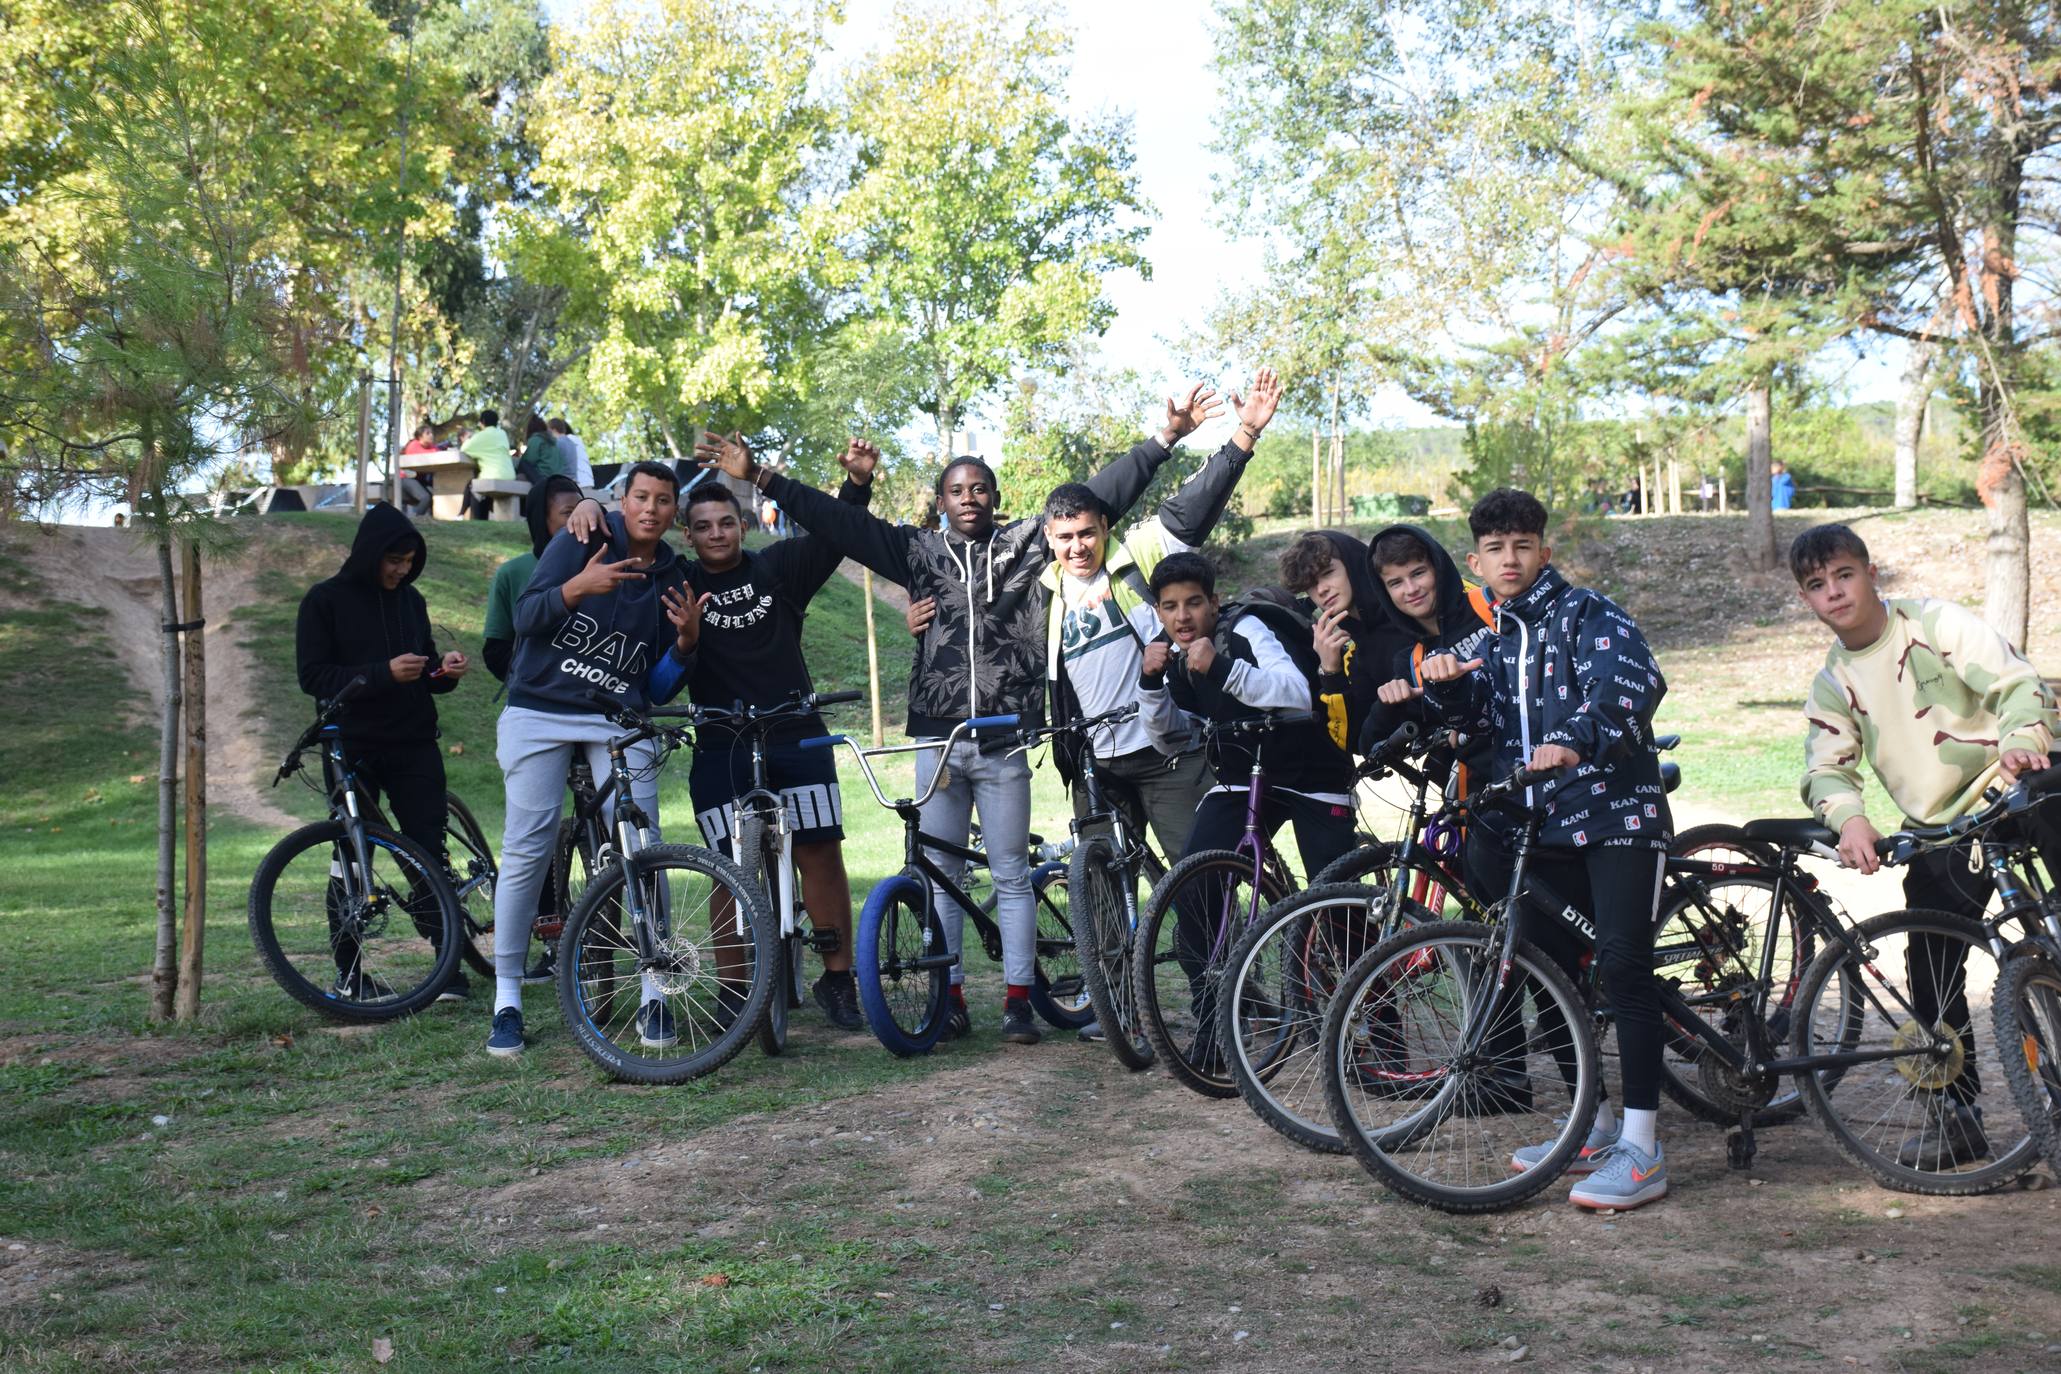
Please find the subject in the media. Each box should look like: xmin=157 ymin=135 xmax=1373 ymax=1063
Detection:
xmin=1568 ymin=1139 xmax=1668 ymax=1211
xmin=637 ymin=999 xmax=678 ymax=1049
xmin=486 ymin=1007 xmax=525 ymax=1058
xmin=1511 ymin=1117 xmax=1621 ymax=1175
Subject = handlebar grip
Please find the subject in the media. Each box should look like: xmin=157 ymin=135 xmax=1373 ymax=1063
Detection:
xmin=1513 ymin=765 xmax=1565 ymax=789
xmin=2021 ymin=765 xmax=2061 ymax=799
xmin=582 ymin=687 xmax=620 ymax=711
xmin=797 ymin=734 xmax=846 ymax=751
xmin=966 ymin=714 xmax=1020 ymax=731
xmin=1378 ymin=720 xmax=1421 ymax=754
xmin=815 ymin=690 xmax=864 ymax=707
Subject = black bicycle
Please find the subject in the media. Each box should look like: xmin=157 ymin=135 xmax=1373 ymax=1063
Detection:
xmin=248 ymin=678 xmax=463 ymax=1020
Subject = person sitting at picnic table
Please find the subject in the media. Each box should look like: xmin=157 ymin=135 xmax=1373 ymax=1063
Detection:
xmin=462 ymin=411 xmax=515 ymax=482
xmin=519 ymin=415 xmax=566 ymax=483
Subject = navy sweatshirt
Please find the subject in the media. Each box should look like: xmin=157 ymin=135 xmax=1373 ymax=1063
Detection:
xmin=508 ymin=511 xmax=692 ymax=715
xmin=295 ymin=502 xmax=455 ymax=745
xmin=1423 ymin=565 xmax=1672 ymax=849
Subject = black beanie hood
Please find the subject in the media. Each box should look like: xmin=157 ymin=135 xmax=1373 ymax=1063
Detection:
xmin=526 ymin=474 xmax=585 ymax=557
xmin=340 ymin=502 xmax=425 ymax=587
xmin=1366 ymin=522 xmax=1469 ymax=641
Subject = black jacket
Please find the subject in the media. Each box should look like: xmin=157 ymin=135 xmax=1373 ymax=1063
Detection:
xmin=509 ymin=511 xmax=691 ymax=715
xmin=295 ymin=502 xmax=454 ymax=745
xmin=1361 ymin=522 xmax=1500 ymax=788
xmin=764 ymin=437 xmax=1240 ymax=739
xmin=1302 ymin=530 xmax=1414 ymax=757
xmin=1423 ymin=565 xmax=1672 ymax=849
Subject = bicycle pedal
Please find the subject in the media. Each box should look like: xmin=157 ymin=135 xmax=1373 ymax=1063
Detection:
xmin=535 ymin=918 xmax=565 ymax=940
xmin=807 ymin=929 xmax=842 ymax=955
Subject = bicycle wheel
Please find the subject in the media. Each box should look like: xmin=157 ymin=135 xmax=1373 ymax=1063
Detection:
xmin=1310 ymin=840 xmax=1396 ymax=888
xmin=248 ymin=820 xmax=462 ymax=1022
xmin=1671 ymin=823 xmax=1776 ymax=866
xmin=1321 ymin=920 xmax=1600 ymax=1212
xmin=555 ymin=842 xmax=774 ymax=1085
xmin=1221 ymin=881 xmax=1417 ymax=1152
xmin=1791 ymin=908 xmax=2038 ymax=1194
xmin=1133 ymin=849 xmax=1291 ymax=1098
xmin=733 ymin=814 xmax=791 ymax=1058
xmin=1070 ymin=836 xmax=1154 ymax=1070
xmin=1650 ymin=869 xmax=1816 ymax=1126
xmin=1993 ymin=950 xmax=2061 ymax=1176
xmin=855 ymin=872 xmax=951 ymax=1056
xmin=444 ymin=793 xmax=498 ymax=980
xmin=1029 ymin=862 xmax=1094 ymax=1031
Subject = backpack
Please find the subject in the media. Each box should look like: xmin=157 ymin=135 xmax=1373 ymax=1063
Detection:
xmin=1212 ymin=592 xmax=1329 ymax=705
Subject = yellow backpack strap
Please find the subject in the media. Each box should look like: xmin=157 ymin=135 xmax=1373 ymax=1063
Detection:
xmin=1466 ymin=584 xmax=1495 ymax=627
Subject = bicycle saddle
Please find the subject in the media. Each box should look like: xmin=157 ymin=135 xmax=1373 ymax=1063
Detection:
xmin=1660 ymin=762 xmax=1681 ymax=794
xmin=1740 ymin=817 xmax=1838 ymax=849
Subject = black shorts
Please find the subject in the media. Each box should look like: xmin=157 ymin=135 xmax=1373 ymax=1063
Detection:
xmin=689 ymin=730 xmax=845 ymax=848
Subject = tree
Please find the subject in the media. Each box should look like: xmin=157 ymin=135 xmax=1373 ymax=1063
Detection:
xmin=828 ymin=0 xmax=1149 ymax=457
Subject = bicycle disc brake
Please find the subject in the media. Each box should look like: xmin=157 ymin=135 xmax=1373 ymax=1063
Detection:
xmin=1890 ymin=1018 xmax=1968 ymax=1090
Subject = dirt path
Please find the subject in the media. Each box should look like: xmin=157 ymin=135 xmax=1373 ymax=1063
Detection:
xmin=836 ymin=557 xmax=910 ymax=613
xmin=37 ymin=526 xmax=298 ymax=831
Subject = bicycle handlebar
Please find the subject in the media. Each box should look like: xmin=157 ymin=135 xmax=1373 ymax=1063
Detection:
xmin=1872 ymin=764 xmax=2061 ymax=865
xmin=800 ymin=714 xmax=1020 ymax=811
xmin=275 ymin=675 xmax=367 ymax=784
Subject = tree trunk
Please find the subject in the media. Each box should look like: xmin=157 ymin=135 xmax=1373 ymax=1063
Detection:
xmin=1893 ymin=341 xmax=1934 ymax=510
xmin=151 ymin=522 xmax=182 ymax=1023
xmin=177 ymin=539 xmax=207 ymax=1021
xmin=1743 ymin=380 xmax=1776 ymax=571
xmin=1980 ymin=443 xmax=2030 ymax=649
xmin=1310 ymin=426 xmax=1322 ymax=524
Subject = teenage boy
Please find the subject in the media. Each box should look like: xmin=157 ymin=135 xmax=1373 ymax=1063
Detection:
xmin=1793 ymin=522 xmax=2058 ymax=1166
xmin=1358 ymin=522 xmax=1500 ymax=795
xmin=696 ymin=378 xmax=1268 ymax=1045
xmin=485 ymin=462 xmax=706 ymax=1058
xmin=1420 ymin=488 xmax=1674 ymax=1211
xmin=1274 ymin=529 xmax=1410 ymax=757
xmin=674 ymin=444 xmax=880 ymax=1031
xmin=483 ymin=474 xmax=586 ymax=684
xmin=295 ymin=503 xmax=472 ymax=1000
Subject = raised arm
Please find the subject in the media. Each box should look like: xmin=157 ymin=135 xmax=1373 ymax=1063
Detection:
xmin=1153 ymin=368 xmax=1279 ymax=545
xmin=1082 ymin=382 xmax=1224 ymax=524
xmin=764 ymin=440 xmax=880 ymax=603
xmin=701 ymin=433 xmax=917 ymax=588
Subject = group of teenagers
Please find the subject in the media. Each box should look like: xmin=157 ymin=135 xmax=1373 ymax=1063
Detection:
xmin=294 ymin=366 xmax=2058 ymax=1214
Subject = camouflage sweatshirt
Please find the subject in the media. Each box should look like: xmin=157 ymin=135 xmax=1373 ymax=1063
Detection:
xmin=1802 ymin=597 xmax=2057 ymax=829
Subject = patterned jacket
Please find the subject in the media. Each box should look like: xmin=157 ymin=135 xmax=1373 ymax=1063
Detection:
xmin=1424 ymin=565 xmax=1672 ymax=849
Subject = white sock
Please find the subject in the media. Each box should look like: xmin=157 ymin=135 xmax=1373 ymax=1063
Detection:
xmin=640 ymin=970 xmax=663 ymax=1005
xmin=1621 ymin=1107 xmax=1658 ymax=1154
xmin=1594 ymin=1099 xmax=1617 ymax=1136
xmin=495 ymin=978 xmax=522 ymax=1015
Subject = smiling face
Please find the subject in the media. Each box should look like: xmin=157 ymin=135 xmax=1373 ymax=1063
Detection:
xmin=621 ymin=473 xmax=678 ymax=554
xmin=378 ymin=547 xmax=415 ymax=591
xmin=1046 ymin=509 xmax=1108 ymax=580
xmin=1467 ymin=531 xmax=1550 ymax=602
xmin=939 ymin=462 xmax=997 ymax=539
xmin=686 ymin=492 xmax=744 ymax=571
xmin=1796 ymin=553 xmax=1887 ymax=647
xmin=1154 ymin=580 xmax=1218 ymax=646
xmin=1378 ymin=558 xmax=1440 ymax=629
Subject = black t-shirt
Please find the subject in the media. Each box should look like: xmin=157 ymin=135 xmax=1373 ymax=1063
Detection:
xmin=682 ymin=481 xmax=868 ymax=743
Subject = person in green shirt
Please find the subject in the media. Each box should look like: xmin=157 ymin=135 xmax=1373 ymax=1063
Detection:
xmin=483 ymin=475 xmax=585 ymax=683
xmin=519 ymin=414 xmax=567 ymax=482
xmin=461 ymin=409 xmax=515 ymax=482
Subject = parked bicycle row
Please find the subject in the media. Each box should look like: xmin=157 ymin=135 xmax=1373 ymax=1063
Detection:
xmin=261 ymin=390 xmax=2061 ymax=1214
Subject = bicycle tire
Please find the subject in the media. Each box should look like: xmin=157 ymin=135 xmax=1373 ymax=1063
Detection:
xmin=1670 ymin=822 xmax=1777 ymax=866
xmin=1650 ymin=867 xmax=1815 ymax=1127
xmin=733 ymin=814 xmax=790 ymax=1058
xmin=856 ymin=872 xmax=951 ymax=1056
xmin=1070 ymin=836 xmax=1154 ymax=1070
xmin=1221 ymin=881 xmax=1419 ymax=1152
xmin=444 ymin=793 xmax=499 ymax=980
xmin=248 ymin=819 xmax=462 ymax=1022
xmin=1791 ymin=908 xmax=2038 ymax=1194
xmin=1321 ymin=920 xmax=1601 ymax=1213
xmin=1992 ymin=949 xmax=2061 ymax=1177
xmin=555 ymin=842 xmax=775 ymax=1085
xmin=1133 ymin=849 xmax=1291 ymax=1099
xmin=1029 ymin=862 xmax=1094 ymax=1031
xmin=1310 ymin=840 xmax=1396 ymax=889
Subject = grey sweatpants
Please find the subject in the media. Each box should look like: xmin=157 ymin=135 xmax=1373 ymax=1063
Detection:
xmin=492 ymin=705 xmax=661 ymax=987
xmin=915 ymin=737 xmax=1034 ymax=989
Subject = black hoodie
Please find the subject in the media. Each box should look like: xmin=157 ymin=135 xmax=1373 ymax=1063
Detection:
xmin=1303 ymin=530 xmax=1413 ymax=757
xmin=508 ymin=509 xmax=691 ymax=715
xmin=1362 ymin=522 xmax=1502 ymax=791
xmin=295 ymin=502 xmax=454 ymax=745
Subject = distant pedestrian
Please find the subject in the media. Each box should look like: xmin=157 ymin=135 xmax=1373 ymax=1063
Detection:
xmin=1771 ymin=461 xmax=1796 ymax=511
xmin=547 ymin=417 xmax=594 ymax=488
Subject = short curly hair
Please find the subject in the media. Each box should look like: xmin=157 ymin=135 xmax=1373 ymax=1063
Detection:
xmin=1277 ymin=532 xmax=1339 ymax=594
xmin=1467 ymin=488 xmax=1548 ymax=540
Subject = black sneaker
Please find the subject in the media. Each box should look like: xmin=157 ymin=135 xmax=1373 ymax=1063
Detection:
xmin=942 ymin=993 xmax=972 ymax=1041
xmin=637 ymin=999 xmax=678 ymax=1049
xmin=436 ymin=970 xmax=471 ymax=1003
xmin=523 ymin=947 xmax=556 ymax=984
xmin=332 ymin=969 xmax=396 ymax=1002
xmin=812 ymin=972 xmax=864 ymax=1032
xmin=1897 ymin=1098 xmax=1990 ymax=1169
xmin=1002 ymin=996 xmax=1042 ymax=1045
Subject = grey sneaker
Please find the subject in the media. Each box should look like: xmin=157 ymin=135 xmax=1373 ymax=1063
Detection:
xmin=1511 ymin=1117 xmax=1621 ymax=1175
xmin=637 ymin=999 xmax=679 ymax=1049
xmin=435 ymin=970 xmax=471 ymax=1004
xmin=1568 ymin=1139 xmax=1668 ymax=1211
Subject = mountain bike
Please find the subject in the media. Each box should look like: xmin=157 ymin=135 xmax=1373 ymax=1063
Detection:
xmin=553 ymin=692 xmax=775 ymax=1084
xmin=357 ymin=789 xmax=497 ymax=981
xmin=248 ymin=678 xmax=462 ymax=1020
xmin=806 ymin=714 xmax=1078 ymax=1055
xmin=1321 ymin=762 xmax=2042 ymax=1213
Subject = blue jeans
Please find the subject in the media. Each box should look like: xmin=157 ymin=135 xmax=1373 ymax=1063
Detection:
xmin=915 ymin=738 xmax=1034 ymax=989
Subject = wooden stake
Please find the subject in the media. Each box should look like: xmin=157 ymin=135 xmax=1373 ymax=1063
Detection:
xmin=1719 ymin=470 xmax=1728 ymax=514
xmin=150 ymin=522 xmax=181 ymax=1023
xmin=1668 ymin=459 xmax=1682 ymax=515
xmin=863 ymin=568 xmax=884 ymax=748
xmin=177 ymin=539 xmax=207 ymax=1021
xmin=353 ymin=372 xmax=374 ymax=514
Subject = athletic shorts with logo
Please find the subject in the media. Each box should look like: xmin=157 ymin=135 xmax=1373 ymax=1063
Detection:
xmin=689 ymin=729 xmax=845 ymax=847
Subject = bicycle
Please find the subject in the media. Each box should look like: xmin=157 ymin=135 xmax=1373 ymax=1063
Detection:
xmin=1130 ymin=712 xmax=1312 ymax=1098
xmin=248 ymin=678 xmax=463 ymax=1020
xmin=1321 ymin=761 xmax=2042 ymax=1213
xmin=1018 ymin=704 xmax=1172 ymax=1071
xmin=358 ymin=789 xmax=498 ymax=982
xmin=552 ymin=691 xmax=776 ymax=1084
xmin=805 ymin=714 xmax=1079 ymax=1055
xmin=692 ymin=688 xmax=866 ymax=1056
